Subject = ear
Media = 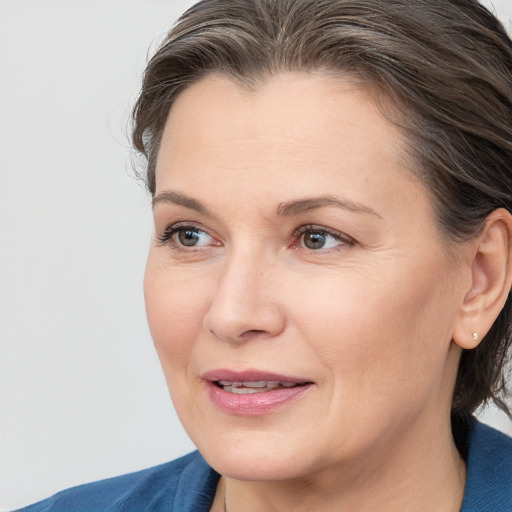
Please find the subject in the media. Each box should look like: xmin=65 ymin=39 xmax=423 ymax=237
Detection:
xmin=452 ymin=208 xmax=512 ymax=350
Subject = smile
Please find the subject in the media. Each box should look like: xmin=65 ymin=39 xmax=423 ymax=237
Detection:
xmin=216 ymin=380 xmax=301 ymax=394
xmin=203 ymin=370 xmax=314 ymax=415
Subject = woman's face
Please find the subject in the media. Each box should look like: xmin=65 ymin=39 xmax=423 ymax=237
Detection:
xmin=145 ymin=73 xmax=470 ymax=480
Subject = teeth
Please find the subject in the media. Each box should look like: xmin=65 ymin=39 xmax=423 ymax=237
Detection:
xmin=217 ymin=380 xmax=299 ymax=394
xmin=226 ymin=386 xmax=267 ymax=394
xmin=245 ymin=381 xmax=275 ymax=388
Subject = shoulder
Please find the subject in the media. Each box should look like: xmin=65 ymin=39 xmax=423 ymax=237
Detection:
xmin=13 ymin=451 xmax=220 ymax=512
xmin=461 ymin=420 xmax=512 ymax=511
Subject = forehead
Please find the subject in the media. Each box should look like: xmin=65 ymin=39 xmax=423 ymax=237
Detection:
xmin=154 ymin=72 xmax=439 ymax=231
xmin=156 ymin=72 xmax=411 ymax=184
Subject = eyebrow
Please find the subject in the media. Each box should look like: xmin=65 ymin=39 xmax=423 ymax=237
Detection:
xmin=152 ymin=190 xmax=211 ymax=216
xmin=152 ymin=190 xmax=381 ymax=219
xmin=275 ymin=195 xmax=382 ymax=218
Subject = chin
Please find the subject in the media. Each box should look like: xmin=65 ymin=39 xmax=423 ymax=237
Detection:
xmin=204 ymin=447 xmax=305 ymax=482
xmin=189 ymin=425 xmax=332 ymax=482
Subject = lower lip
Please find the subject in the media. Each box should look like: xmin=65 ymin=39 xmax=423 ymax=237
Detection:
xmin=206 ymin=381 xmax=313 ymax=416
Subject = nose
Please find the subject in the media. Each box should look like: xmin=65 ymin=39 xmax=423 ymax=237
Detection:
xmin=202 ymin=249 xmax=286 ymax=343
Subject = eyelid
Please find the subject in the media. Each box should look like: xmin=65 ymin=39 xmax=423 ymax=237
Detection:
xmin=156 ymin=221 xmax=354 ymax=252
xmin=291 ymin=224 xmax=355 ymax=249
xmin=156 ymin=222 xmax=219 ymax=248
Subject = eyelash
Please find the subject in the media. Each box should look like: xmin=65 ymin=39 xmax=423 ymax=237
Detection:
xmin=156 ymin=222 xmax=212 ymax=247
xmin=291 ymin=224 xmax=355 ymax=251
xmin=156 ymin=222 xmax=354 ymax=251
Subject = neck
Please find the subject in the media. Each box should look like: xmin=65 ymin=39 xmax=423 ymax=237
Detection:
xmin=215 ymin=416 xmax=466 ymax=512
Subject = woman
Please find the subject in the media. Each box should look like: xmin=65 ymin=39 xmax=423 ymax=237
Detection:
xmin=16 ymin=0 xmax=512 ymax=511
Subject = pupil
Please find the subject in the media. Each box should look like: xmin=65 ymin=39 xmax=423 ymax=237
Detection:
xmin=304 ymin=232 xmax=325 ymax=249
xmin=178 ymin=229 xmax=199 ymax=246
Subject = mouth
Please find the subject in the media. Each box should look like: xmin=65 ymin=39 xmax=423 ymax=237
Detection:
xmin=215 ymin=380 xmax=306 ymax=394
xmin=203 ymin=370 xmax=314 ymax=415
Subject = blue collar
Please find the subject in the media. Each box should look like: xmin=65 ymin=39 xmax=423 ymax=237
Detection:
xmin=461 ymin=419 xmax=512 ymax=511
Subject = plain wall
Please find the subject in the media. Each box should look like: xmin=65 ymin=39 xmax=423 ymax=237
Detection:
xmin=1 ymin=0 xmax=511 ymax=509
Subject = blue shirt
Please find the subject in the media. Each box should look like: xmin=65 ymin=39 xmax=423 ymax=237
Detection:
xmin=14 ymin=420 xmax=512 ymax=512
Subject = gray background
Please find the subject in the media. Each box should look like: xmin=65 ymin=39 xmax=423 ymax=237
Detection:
xmin=1 ymin=0 xmax=511 ymax=509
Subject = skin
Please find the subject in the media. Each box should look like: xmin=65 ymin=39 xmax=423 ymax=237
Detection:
xmin=144 ymin=72 xmax=503 ymax=511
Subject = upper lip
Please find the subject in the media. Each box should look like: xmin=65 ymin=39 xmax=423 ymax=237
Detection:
xmin=202 ymin=369 xmax=311 ymax=384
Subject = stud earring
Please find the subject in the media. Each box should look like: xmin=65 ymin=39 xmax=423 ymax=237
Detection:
xmin=473 ymin=332 xmax=479 ymax=341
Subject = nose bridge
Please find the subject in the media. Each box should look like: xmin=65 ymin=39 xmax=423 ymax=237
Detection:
xmin=203 ymin=242 xmax=284 ymax=342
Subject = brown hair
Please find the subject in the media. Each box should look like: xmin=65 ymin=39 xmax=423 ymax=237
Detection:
xmin=132 ymin=0 xmax=512 ymax=419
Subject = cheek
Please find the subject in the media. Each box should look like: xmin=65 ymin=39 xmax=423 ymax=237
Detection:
xmin=288 ymin=266 xmax=456 ymax=398
xmin=144 ymin=258 xmax=210 ymax=374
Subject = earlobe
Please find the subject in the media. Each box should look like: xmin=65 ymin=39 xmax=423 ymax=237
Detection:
xmin=453 ymin=208 xmax=512 ymax=350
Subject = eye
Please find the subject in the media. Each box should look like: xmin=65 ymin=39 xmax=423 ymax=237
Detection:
xmin=157 ymin=224 xmax=217 ymax=248
xmin=295 ymin=225 xmax=353 ymax=251
xmin=301 ymin=230 xmax=340 ymax=250
xmin=176 ymin=228 xmax=211 ymax=247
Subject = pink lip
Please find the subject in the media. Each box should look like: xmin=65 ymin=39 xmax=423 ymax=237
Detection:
xmin=202 ymin=369 xmax=309 ymax=383
xmin=202 ymin=369 xmax=314 ymax=416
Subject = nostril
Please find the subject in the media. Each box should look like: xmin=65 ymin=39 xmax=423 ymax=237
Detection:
xmin=241 ymin=329 xmax=267 ymax=337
